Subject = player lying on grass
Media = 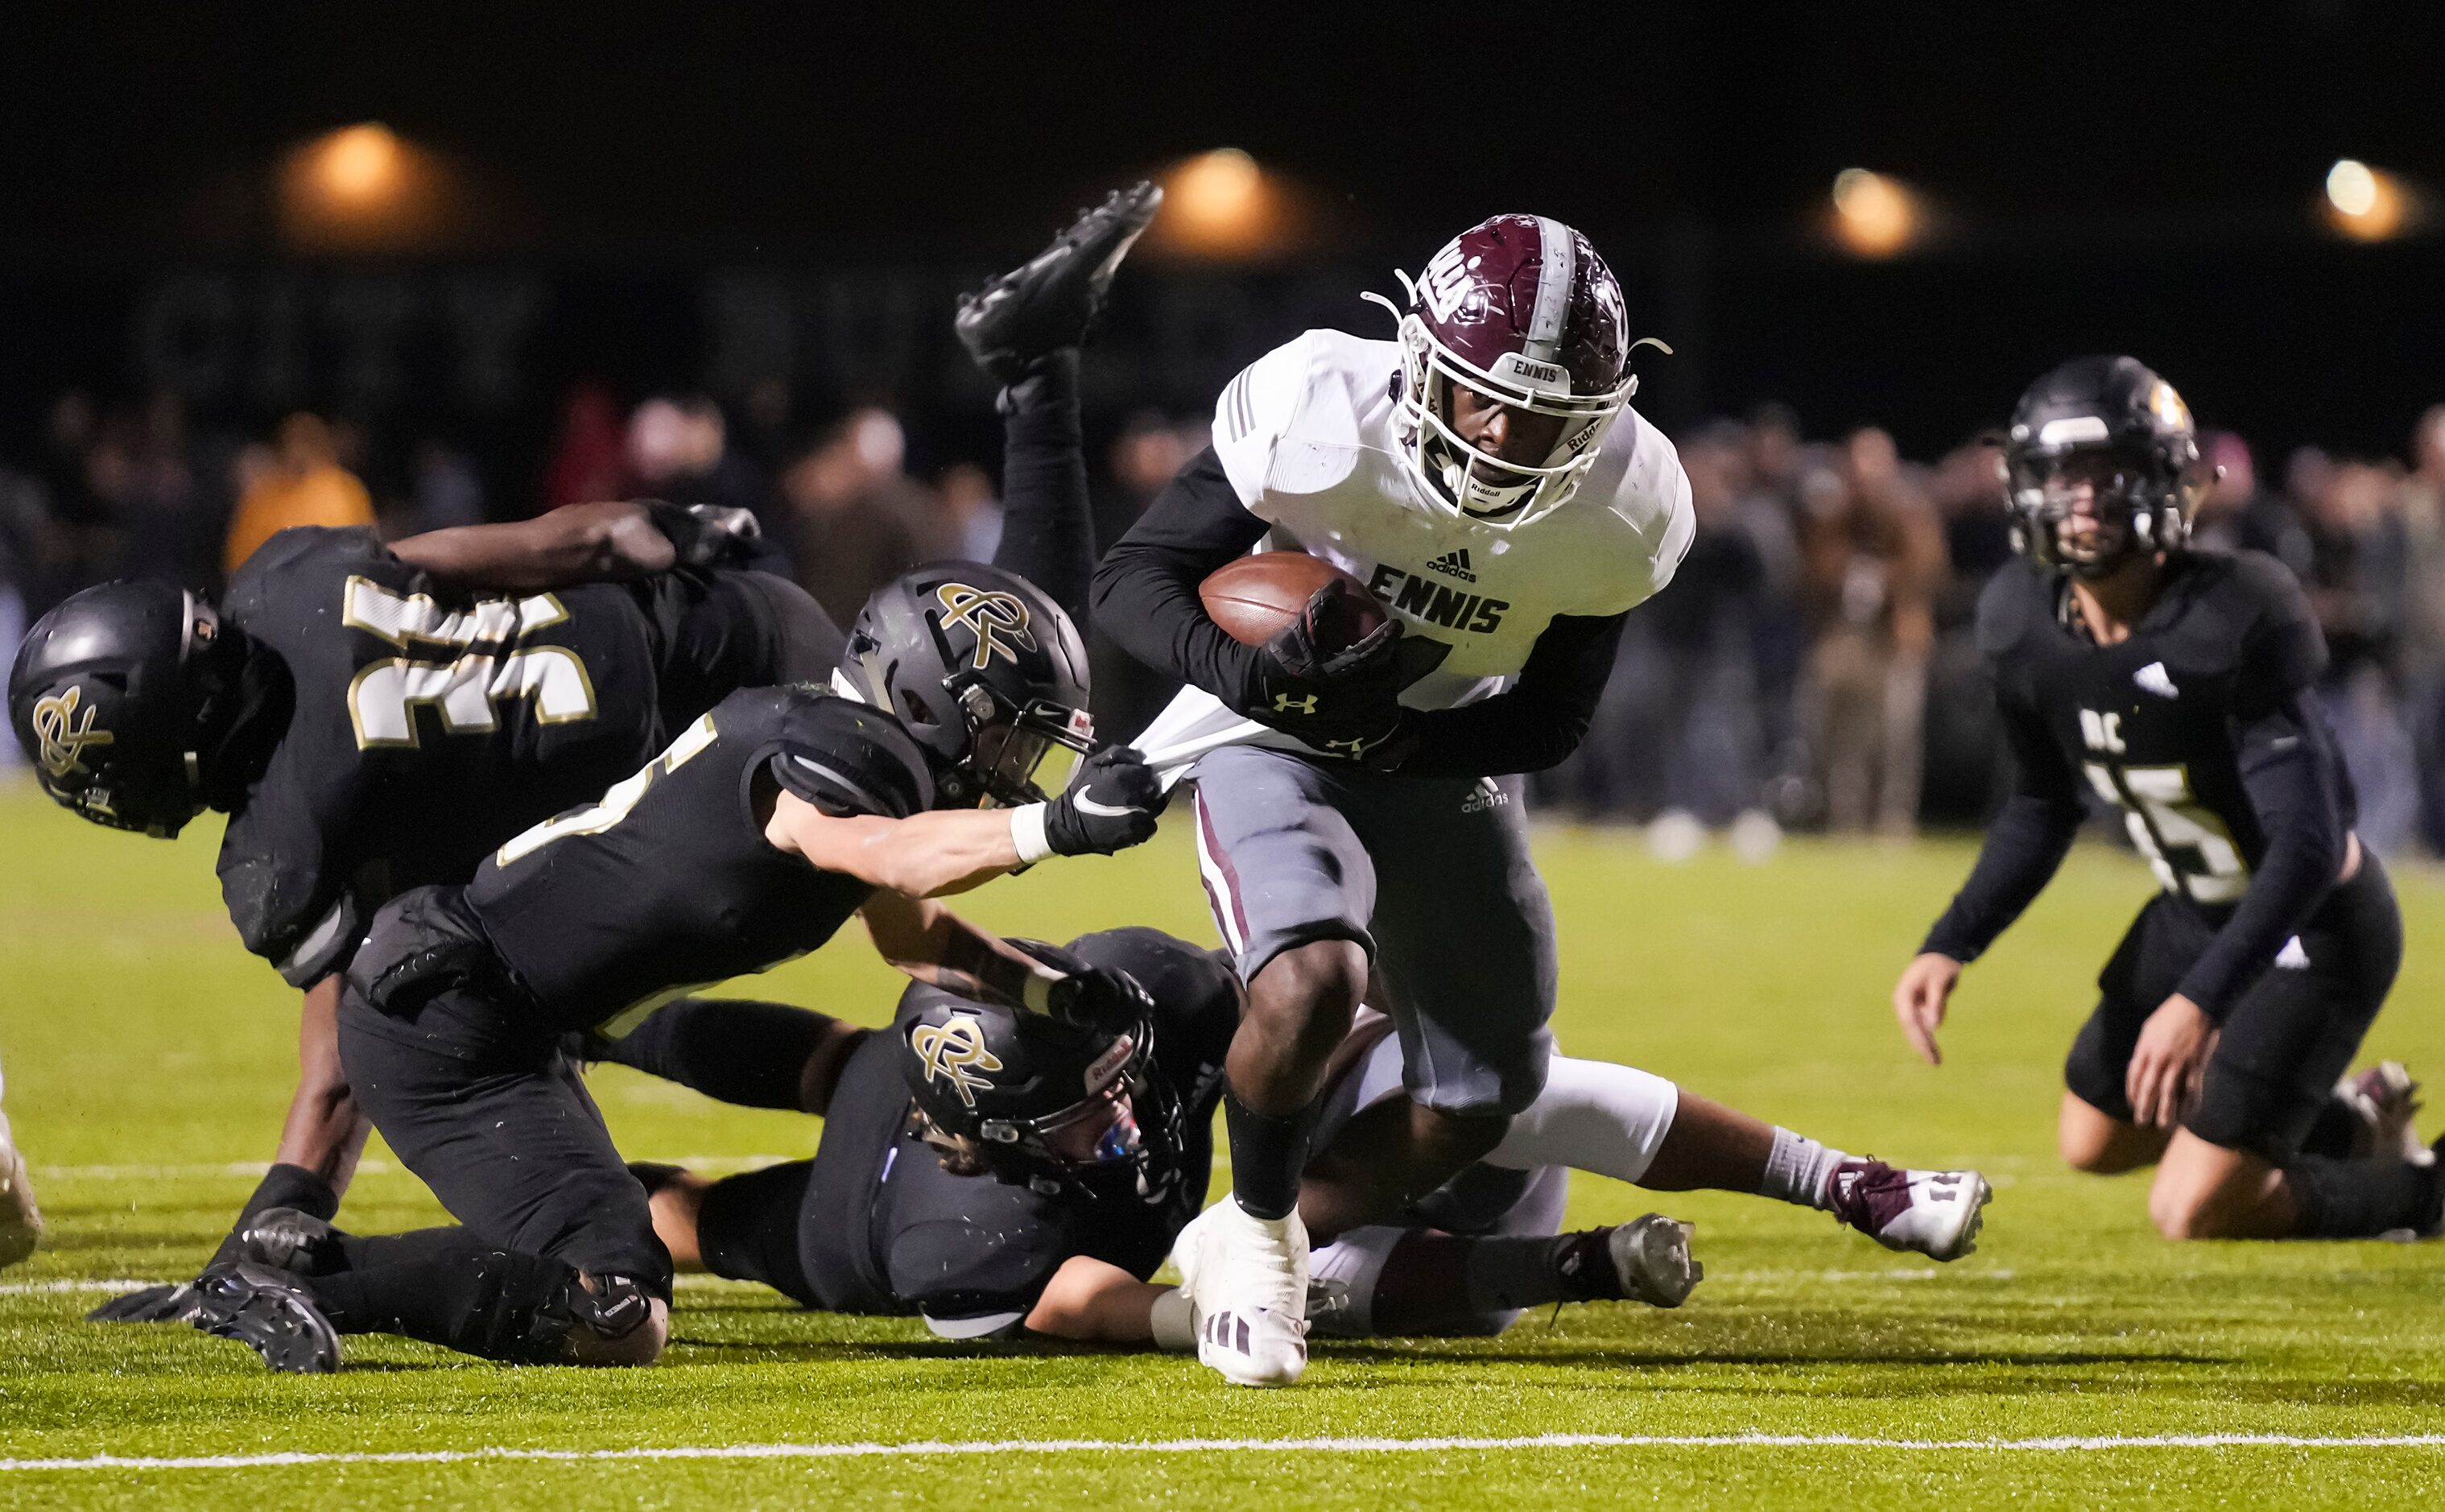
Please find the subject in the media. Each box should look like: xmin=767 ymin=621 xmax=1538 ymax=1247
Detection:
xmin=179 ymin=556 xmax=1170 ymax=1374
xmin=286 ymin=926 xmax=1976 ymax=1358
xmin=1894 ymin=355 xmax=2437 ymax=1243
xmin=9 ymin=182 xmax=1159 ymax=1320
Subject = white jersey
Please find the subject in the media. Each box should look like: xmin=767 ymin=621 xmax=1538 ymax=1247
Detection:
xmin=1135 ymin=328 xmax=1692 ymax=777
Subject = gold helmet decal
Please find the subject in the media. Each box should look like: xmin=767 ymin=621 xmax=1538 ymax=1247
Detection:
xmin=910 ymin=1013 xmax=1006 ymax=1108
xmin=934 ymin=583 xmax=1037 ymax=670
xmin=30 ymin=685 xmax=114 ymax=779
xmin=2147 ymin=379 xmax=2192 ymax=434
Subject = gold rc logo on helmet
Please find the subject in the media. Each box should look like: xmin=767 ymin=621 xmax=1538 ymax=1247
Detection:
xmin=29 ymin=685 xmax=114 ymax=779
xmin=934 ymin=583 xmax=1037 ymax=670
xmin=911 ymin=1014 xmax=1006 ymax=1108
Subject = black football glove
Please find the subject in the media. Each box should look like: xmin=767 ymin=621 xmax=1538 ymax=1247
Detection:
xmin=642 ymin=499 xmax=763 ymax=570
xmin=1044 ymin=962 xmax=1155 ymax=1031
xmin=1247 ymin=583 xmax=1405 ymax=742
xmin=1043 ymin=746 xmax=1167 ymax=856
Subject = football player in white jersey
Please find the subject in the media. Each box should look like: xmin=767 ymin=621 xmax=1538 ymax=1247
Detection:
xmin=1094 ymin=215 xmax=1982 ymax=1386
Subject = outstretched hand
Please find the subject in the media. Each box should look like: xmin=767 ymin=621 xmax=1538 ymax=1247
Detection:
xmin=1892 ymin=952 xmax=1962 ymax=1066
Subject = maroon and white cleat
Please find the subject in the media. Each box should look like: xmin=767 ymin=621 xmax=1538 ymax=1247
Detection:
xmin=1827 ymin=1159 xmax=1990 ymax=1262
xmin=2336 ymin=1063 xmax=2431 ymax=1167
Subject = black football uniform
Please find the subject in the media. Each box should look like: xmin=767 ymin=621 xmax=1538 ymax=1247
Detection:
xmin=688 ymin=927 xmax=1240 ymax=1336
xmin=216 ymin=527 xmax=840 ymax=989
xmin=335 ymin=685 xmax=935 ymax=1295
xmin=1922 ymin=550 xmax=2402 ymax=1155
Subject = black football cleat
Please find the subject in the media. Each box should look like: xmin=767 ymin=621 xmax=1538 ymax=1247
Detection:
xmin=189 ymin=1262 xmax=341 ymax=1374
xmin=89 ymin=1281 xmax=201 ymax=1324
xmin=956 ymin=180 xmax=1163 ymax=382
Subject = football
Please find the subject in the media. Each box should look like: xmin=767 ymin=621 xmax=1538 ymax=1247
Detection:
xmin=1199 ymin=551 xmax=1389 ymax=649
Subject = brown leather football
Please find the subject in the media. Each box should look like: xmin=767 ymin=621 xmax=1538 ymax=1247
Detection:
xmin=1200 ymin=551 xmax=1389 ymax=649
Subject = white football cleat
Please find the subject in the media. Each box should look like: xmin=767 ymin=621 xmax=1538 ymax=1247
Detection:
xmin=1828 ymin=1159 xmax=1990 ymax=1262
xmin=1606 ymin=1213 xmax=1703 ymax=1308
xmin=0 ymin=1108 xmax=43 ymax=1270
xmin=1171 ymin=1193 xmax=1309 ymax=1387
xmin=2336 ymin=1062 xmax=2432 ymax=1167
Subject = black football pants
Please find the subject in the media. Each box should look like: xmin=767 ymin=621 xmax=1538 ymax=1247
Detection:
xmin=337 ymin=886 xmax=672 ymax=1299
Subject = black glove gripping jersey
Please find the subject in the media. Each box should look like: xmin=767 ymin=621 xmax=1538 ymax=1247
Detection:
xmin=466 ymin=686 xmax=932 ymax=1035
xmin=213 ymin=528 xmax=836 ymax=988
xmin=734 ymin=928 xmax=1241 ymax=1335
xmin=1923 ymin=551 xmax=2355 ymax=1019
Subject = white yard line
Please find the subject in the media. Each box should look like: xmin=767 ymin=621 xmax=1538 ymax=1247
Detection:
xmin=5 ymin=1432 xmax=2445 ymax=1473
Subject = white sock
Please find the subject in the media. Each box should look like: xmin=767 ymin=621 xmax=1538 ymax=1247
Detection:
xmin=1761 ymin=1127 xmax=1848 ymax=1211
xmin=1484 ymin=1056 xmax=1680 ymax=1184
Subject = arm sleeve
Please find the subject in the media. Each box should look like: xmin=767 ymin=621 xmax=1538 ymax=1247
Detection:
xmin=1088 ymin=447 xmax=1270 ymax=710
xmin=1394 ymin=611 xmax=1631 ymax=778
xmin=1918 ymin=691 xmax=2087 ymax=962
xmin=2174 ymin=713 xmax=2348 ymax=1022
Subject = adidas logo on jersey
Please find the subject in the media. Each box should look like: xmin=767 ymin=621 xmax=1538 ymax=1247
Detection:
xmin=1424 ymin=548 xmax=1477 ymax=583
xmin=2133 ymin=661 xmax=2179 ymax=700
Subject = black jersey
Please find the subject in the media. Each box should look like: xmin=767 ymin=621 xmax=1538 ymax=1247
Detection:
xmin=1925 ymin=550 xmax=2356 ymax=1017
xmin=466 ymin=685 xmax=934 ymax=1035
xmin=214 ymin=527 xmax=836 ymax=987
xmin=793 ymin=927 xmax=1239 ymax=1335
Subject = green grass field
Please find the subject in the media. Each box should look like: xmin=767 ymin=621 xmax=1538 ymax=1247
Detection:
xmin=4 ymin=776 xmax=2444 ymax=1508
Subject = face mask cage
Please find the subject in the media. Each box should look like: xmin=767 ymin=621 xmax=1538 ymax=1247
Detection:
xmin=949 ymin=676 xmax=1096 ymax=806
xmin=1387 ymin=314 xmax=1630 ymax=530
xmin=968 ymin=1026 xmax=1187 ymax=1195
xmin=2007 ymin=447 xmax=2198 ymax=579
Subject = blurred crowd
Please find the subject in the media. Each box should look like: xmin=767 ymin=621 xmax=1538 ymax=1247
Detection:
xmin=6 ymin=385 xmax=2445 ymax=861
xmin=1538 ymin=402 xmax=2445 ymax=861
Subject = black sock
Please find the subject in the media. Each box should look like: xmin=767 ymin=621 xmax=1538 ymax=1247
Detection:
xmin=2286 ymin=1156 xmax=2445 ymax=1237
xmin=595 ymin=998 xmax=831 ymax=1111
xmin=307 ymin=1226 xmax=581 ymax=1363
xmin=2298 ymin=1094 xmax=2364 ymax=1159
xmin=208 ymin=1163 xmax=340 ymax=1269
xmin=1225 ymin=1091 xmax=1315 ymax=1221
xmin=991 ymin=348 xmax=1094 ymax=625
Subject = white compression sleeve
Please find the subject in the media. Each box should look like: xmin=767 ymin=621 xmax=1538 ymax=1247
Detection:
xmin=1482 ymin=1056 xmax=1680 ymax=1184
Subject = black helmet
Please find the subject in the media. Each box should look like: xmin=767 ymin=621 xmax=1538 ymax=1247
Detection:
xmin=8 ymin=581 xmax=237 ymax=836
xmin=2003 ymin=355 xmax=2204 ymax=580
xmin=898 ymin=930 xmax=1221 ymax=1201
xmin=834 ymin=560 xmax=1093 ymax=806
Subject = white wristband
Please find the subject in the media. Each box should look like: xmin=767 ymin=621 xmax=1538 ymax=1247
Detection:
xmin=1147 ymin=1288 xmax=1196 ymax=1352
xmin=1010 ymin=803 xmax=1055 ymax=865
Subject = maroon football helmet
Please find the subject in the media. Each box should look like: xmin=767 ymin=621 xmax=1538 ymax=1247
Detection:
xmin=1372 ymin=214 xmax=1654 ymax=529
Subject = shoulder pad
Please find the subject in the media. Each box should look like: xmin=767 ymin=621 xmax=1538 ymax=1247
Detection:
xmin=1212 ymin=331 xmax=1339 ymax=507
xmin=770 ymin=695 xmax=935 ymax=819
xmin=1974 ymin=561 xmax=2052 ymax=660
xmin=223 ymin=527 xmax=388 ymax=614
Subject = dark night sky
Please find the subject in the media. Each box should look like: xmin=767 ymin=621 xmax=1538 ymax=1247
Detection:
xmin=0 ymin=2 xmax=2439 ymax=457
xmin=6 ymin=2 xmax=2440 ymax=258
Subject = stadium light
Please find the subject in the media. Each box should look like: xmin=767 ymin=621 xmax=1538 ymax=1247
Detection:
xmin=1831 ymin=168 xmax=1921 ymax=258
xmin=314 ymin=123 xmax=404 ymax=207
xmin=2326 ymin=158 xmax=2408 ymax=241
xmin=1157 ymin=148 xmax=1272 ymax=258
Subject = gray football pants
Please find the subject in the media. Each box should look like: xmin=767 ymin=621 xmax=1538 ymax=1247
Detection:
xmin=1187 ymin=745 xmax=1556 ymax=1116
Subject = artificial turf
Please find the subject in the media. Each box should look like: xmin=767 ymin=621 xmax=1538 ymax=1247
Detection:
xmin=3 ymin=779 xmax=2443 ymax=1507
